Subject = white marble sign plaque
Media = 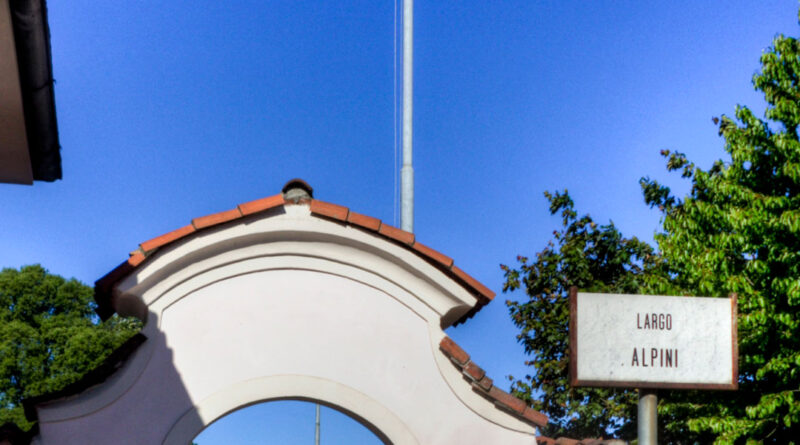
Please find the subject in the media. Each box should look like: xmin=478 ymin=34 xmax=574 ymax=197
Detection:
xmin=570 ymin=290 xmax=737 ymax=389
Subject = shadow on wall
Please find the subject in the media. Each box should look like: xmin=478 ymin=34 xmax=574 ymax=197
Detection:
xmin=28 ymin=311 xmax=202 ymax=445
xmin=28 ymin=309 xmax=394 ymax=445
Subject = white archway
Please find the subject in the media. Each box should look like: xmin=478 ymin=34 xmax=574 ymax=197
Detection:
xmin=25 ymin=183 xmax=546 ymax=444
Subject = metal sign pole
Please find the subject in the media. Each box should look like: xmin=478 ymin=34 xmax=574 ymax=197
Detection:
xmin=638 ymin=389 xmax=657 ymax=445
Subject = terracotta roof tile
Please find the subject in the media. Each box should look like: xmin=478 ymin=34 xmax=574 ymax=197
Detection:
xmin=440 ymin=336 xmax=470 ymax=366
xmin=347 ymin=211 xmax=381 ymax=232
xmin=523 ymin=407 xmax=549 ymax=429
xmin=475 ymin=374 xmax=493 ymax=391
xmin=412 ymin=241 xmax=454 ymax=268
xmin=192 ymin=208 xmax=242 ymax=230
xmin=140 ymin=224 xmax=196 ymax=253
xmin=451 ymin=265 xmax=495 ymax=301
xmin=489 ymin=386 xmax=526 ymax=414
xmin=128 ymin=251 xmax=146 ymax=267
xmin=95 ymin=180 xmax=496 ymax=326
xmin=439 ymin=336 xmax=548 ymax=429
xmin=463 ymin=361 xmax=486 ymax=381
xmin=378 ymin=223 xmax=415 ymax=245
xmin=238 ymin=194 xmax=284 ymax=216
xmin=309 ymin=200 xmax=349 ymax=222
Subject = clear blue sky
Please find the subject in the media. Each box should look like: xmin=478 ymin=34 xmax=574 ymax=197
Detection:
xmin=1 ymin=1 xmax=797 ymax=443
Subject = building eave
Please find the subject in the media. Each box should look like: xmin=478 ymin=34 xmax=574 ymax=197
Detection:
xmin=2 ymin=0 xmax=61 ymax=184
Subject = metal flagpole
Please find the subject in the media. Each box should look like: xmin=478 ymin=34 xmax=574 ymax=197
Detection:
xmin=400 ymin=0 xmax=414 ymax=233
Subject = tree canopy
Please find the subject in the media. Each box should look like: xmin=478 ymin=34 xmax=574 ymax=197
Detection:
xmin=504 ymin=15 xmax=800 ymax=445
xmin=0 ymin=265 xmax=140 ymax=431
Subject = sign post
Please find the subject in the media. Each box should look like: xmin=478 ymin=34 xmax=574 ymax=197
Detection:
xmin=569 ymin=287 xmax=738 ymax=444
xmin=638 ymin=389 xmax=657 ymax=445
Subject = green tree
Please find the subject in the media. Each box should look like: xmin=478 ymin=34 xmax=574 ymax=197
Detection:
xmin=505 ymin=18 xmax=800 ymax=444
xmin=502 ymin=191 xmax=673 ymax=441
xmin=639 ymin=26 xmax=800 ymax=444
xmin=0 ymin=265 xmax=140 ymax=431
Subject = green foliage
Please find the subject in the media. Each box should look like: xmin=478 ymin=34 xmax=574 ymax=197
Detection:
xmin=505 ymin=22 xmax=800 ymax=444
xmin=502 ymin=191 xmax=671 ymax=440
xmin=639 ymin=28 xmax=800 ymax=444
xmin=0 ymin=265 xmax=141 ymax=431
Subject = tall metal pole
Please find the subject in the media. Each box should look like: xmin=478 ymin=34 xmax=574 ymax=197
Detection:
xmin=400 ymin=0 xmax=414 ymax=233
xmin=638 ymin=389 xmax=657 ymax=445
xmin=315 ymin=403 xmax=320 ymax=445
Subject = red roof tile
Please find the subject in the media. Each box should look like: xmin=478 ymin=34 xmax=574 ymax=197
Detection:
xmin=489 ymin=385 xmax=527 ymax=414
xmin=440 ymin=336 xmax=470 ymax=366
xmin=378 ymin=223 xmax=415 ymax=245
xmin=94 ymin=181 xmax=495 ymax=326
xmin=463 ymin=361 xmax=486 ymax=381
xmin=238 ymin=194 xmax=284 ymax=215
xmin=192 ymin=208 xmax=242 ymax=230
xmin=523 ymin=407 xmax=549 ymax=429
xmin=309 ymin=200 xmax=349 ymax=222
xmin=140 ymin=225 xmax=196 ymax=253
xmin=412 ymin=241 xmax=454 ymax=268
xmin=128 ymin=251 xmax=146 ymax=267
xmin=347 ymin=211 xmax=381 ymax=232
xmin=439 ymin=336 xmax=548 ymax=429
xmin=451 ymin=265 xmax=495 ymax=301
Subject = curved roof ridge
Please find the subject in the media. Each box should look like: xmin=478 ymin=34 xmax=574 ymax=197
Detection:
xmin=439 ymin=335 xmax=548 ymax=429
xmin=94 ymin=183 xmax=494 ymax=325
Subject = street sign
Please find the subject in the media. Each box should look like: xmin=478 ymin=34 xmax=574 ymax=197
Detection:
xmin=569 ymin=289 xmax=738 ymax=390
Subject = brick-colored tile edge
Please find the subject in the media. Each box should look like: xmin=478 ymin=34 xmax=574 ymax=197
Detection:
xmin=95 ymin=192 xmax=496 ymax=326
xmin=140 ymin=224 xmax=196 ymax=253
xmin=309 ymin=198 xmax=495 ymax=311
xmin=192 ymin=208 xmax=242 ymax=230
xmin=347 ymin=211 xmax=381 ymax=232
xmin=95 ymin=193 xmax=286 ymax=321
xmin=451 ymin=265 xmax=495 ymax=301
xmin=309 ymin=200 xmax=349 ymax=222
xmin=438 ymin=336 xmax=548 ymax=429
xmin=238 ymin=194 xmax=284 ymax=216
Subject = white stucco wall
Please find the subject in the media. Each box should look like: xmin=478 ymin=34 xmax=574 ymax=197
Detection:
xmin=32 ymin=204 xmax=538 ymax=444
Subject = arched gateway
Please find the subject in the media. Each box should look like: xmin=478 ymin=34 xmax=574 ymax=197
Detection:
xmin=21 ymin=180 xmax=547 ymax=444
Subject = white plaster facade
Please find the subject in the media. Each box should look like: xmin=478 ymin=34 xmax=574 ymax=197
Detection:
xmin=30 ymin=202 xmax=540 ymax=444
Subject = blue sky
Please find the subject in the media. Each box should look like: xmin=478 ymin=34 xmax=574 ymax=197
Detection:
xmin=2 ymin=1 xmax=797 ymax=442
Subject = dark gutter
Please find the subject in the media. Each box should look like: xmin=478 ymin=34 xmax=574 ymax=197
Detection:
xmin=10 ymin=0 xmax=61 ymax=182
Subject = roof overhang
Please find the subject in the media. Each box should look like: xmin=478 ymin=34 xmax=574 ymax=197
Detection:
xmin=0 ymin=0 xmax=60 ymax=184
xmin=94 ymin=182 xmax=495 ymax=327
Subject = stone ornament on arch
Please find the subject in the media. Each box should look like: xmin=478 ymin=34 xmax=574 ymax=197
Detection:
xmin=14 ymin=180 xmax=547 ymax=445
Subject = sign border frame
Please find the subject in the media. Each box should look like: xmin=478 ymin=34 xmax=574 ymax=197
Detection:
xmin=568 ymin=287 xmax=738 ymax=390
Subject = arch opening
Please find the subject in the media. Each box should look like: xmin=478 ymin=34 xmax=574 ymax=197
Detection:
xmin=192 ymin=399 xmax=385 ymax=445
xmin=163 ymin=375 xmax=419 ymax=445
